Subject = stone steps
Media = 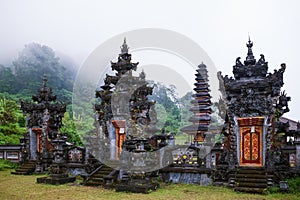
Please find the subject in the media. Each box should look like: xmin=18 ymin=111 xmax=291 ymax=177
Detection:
xmin=235 ymin=178 xmax=267 ymax=183
xmin=11 ymin=161 xmax=36 ymax=175
xmin=236 ymin=169 xmax=266 ymax=174
xmin=83 ymin=165 xmax=114 ymax=186
xmin=236 ymin=174 xmax=266 ymax=179
xmin=234 ymin=167 xmax=268 ymax=194
xmin=235 ymin=187 xmax=267 ymax=194
xmin=236 ymin=182 xmax=268 ymax=188
xmin=121 ymin=172 xmax=130 ymax=181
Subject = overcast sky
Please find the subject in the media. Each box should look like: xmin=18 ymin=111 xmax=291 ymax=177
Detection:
xmin=0 ymin=0 xmax=299 ymax=120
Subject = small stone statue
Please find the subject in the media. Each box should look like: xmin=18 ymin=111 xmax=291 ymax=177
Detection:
xmin=257 ymin=54 xmax=265 ymax=64
xmin=235 ymin=57 xmax=243 ymax=66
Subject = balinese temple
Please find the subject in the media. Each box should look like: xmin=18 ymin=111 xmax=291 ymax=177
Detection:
xmin=90 ymin=39 xmax=166 ymax=192
xmin=12 ymin=76 xmax=85 ymax=184
xmin=7 ymin=38 xmax=300 ymax=193
xmin=217 ymin=38 xmax=300 ymax=193
xmin=95 ymin=38 xmax=159 ymax=160
xmin=181 ymin=63 xmax=212 ymax=143
xmin=16 ymin=75 xmax=67 ymax=173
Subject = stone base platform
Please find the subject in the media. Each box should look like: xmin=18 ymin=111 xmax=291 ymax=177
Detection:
xmin=37 ymin=176 xmax=76 ymax=185
xmin=116 ymin=179 xmax=159 ymax=194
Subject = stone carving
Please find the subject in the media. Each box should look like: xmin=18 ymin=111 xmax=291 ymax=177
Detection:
xmin=218 ymin=41 xmax=289 ymax=119
xmin=20 ymin=76 xmax=67 ymax=132
xmin=275 ymin=90 xmax=291 ymax=117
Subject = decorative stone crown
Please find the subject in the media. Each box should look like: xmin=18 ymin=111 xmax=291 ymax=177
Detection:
xmin=233 ymin=38 xmax=268 ymax=79
xmin=32 ymin=75 xmax=57 ymax=103
xmin=218 ymin=39 xmax=290 ymax=118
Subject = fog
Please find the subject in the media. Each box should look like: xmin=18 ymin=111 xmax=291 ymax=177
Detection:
xmin=0 ymin=0 xmax=299 ymax=120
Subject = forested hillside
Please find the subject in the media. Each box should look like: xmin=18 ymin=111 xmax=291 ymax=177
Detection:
xmin=0 ymin=43 xmax=76 ymax=101
xmin=0 ymin=42 xmax=220 ymax=146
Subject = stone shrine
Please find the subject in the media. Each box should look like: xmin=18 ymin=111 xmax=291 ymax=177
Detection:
xmin=216 ymin=38 xmax=298 ymax=193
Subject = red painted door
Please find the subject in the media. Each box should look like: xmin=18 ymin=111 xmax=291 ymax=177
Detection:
xmin=240 ymin=126 xmax=263 ymax=166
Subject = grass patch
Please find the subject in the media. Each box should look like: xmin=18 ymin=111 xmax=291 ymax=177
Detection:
xmin=0 ymin=170 xmax=299 ymax=200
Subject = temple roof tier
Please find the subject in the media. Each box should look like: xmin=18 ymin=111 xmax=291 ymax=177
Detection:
xmin=188 ymin=115 xmax=211 ymax=122
xmin=180 ymin=124 xmax=209 ymax=133
xmin=192 ymin=93 xmax=212 ymax=98
xmin=189 ymin=106 xmax=212 ymax=112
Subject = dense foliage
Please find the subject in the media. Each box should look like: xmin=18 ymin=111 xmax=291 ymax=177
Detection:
xmin=0 ymin=97 xmax=26 ymax=144
xmin=149 ymin=83 xmax=182 ymax=134
xmin=60 ymin=112 xmax=84 ymax=146
xmin=287 ymin=176 xmax=300 ymax=194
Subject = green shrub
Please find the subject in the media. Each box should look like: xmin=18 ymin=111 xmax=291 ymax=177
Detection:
xmin=267 ymin=186 xmax=279 ymax=194
xmin=287 ymin=176 xmax=300 ymax=194
xmin=0 ymin=159 xmax=19 ymax=171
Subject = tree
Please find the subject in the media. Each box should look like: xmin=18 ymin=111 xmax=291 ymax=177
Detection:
xmin=148 ymin=82 xmax=181 ymax=134
xmin=12 ymin=43 xmax=75 ymax=100
xmin=0 ymin=98 xmax=18 ymax=125
xmin=0 ymin=65 xmax=16 ymax=93
xmin=60 ymin=112 xmax=83 ymax=146
xmin=0 ymin=97 xmax=26 ymax=144
xmin=179 ymin=91 xmax=193 ymax=129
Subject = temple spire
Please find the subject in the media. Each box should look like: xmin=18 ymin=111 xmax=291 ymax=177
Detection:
xmin=42 ymin=75 xmax=48 ymax=88
xmin=120 ymin=37 xmax=129 ymax=54
xmin=244 ymin=36 xmax=256 ymax=65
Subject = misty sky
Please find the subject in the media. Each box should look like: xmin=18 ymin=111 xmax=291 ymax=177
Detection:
xmin=0 ymin=0 xmax=299 ymax=120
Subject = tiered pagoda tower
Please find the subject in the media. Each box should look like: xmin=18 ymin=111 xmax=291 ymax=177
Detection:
xmin=181 ymin=63 xmax=212 ymax=143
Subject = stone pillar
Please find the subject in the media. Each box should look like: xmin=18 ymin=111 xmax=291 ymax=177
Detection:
xmin=41 ymin=109 xmax=50 ymax=171
xmin=84 ymin=138 xmax=90 ymax=165
xmin=295 ymin=141 xmax=300 ymax=169
xmin=210 ymin=152 xmax=217 ymax=170
xmin=108 ymin=122 xmax=116 ymax=160
xmin=29 ymin=128 xmax=37 ymax=160
xmin=206 ymin=153 xmax=211 ymax=169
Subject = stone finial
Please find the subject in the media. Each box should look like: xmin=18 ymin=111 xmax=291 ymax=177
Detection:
xmin=244 ymin=36 xmax=256 ymax=65
xmin=120 ymin=37 xmax=129 ymax=54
